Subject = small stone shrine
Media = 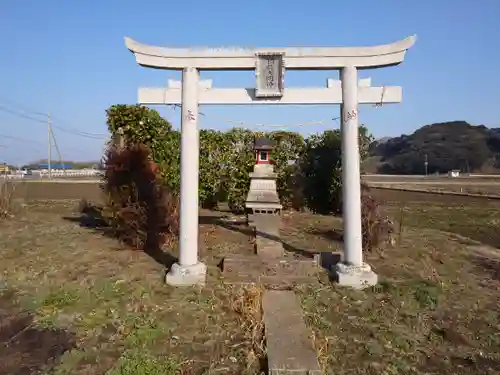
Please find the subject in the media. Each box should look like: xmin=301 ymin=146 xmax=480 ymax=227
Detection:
xmin=245 ymin=137 xmax=282 ymax=216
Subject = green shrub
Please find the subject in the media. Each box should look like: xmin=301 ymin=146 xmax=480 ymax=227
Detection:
xmin=104 ymin=105 xmax=375 ymax=215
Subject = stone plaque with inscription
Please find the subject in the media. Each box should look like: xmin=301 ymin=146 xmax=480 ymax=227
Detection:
xmin=255 ymin=52 xmax=285 ymax=98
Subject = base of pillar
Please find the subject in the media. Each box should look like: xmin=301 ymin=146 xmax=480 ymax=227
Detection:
xmin=165 ymin=262 xmax=207 ymax=286
xmin=334 ymin=262 xmax=378 ymax=289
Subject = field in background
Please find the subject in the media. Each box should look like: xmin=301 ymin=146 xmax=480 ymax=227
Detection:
xmin=6 ymin=177 xmax=500 ymax=210
xmin=5 ymin=173 xmax=500 ymax=201
xmin=363 ymin=174 xmax=500 ymax=196
xmin=1 ymin=169 xmax=102 ymax=181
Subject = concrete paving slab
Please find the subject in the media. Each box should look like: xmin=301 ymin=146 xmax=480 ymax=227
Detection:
xmin=262 ymin=290 xmax=322 ymax=375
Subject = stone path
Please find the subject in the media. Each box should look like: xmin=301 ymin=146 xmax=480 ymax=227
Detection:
xmin=263 ymin=291 xmax=322 ymax=375
xmin=223 ymin=214 xmax=318 ymax=287
xmin=222 ymin=213 xmax=323 ymax=374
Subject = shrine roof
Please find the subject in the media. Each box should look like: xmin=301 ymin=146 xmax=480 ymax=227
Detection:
xmin=254 ymin=137 xmax=275 ymax=150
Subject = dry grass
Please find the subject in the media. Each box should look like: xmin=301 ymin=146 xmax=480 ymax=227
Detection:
xmin=299 ymin=229 xmax=500 ymax=374
xmin=311 ymin=330 xmax=330 ymax=372
xmin=228 ymin=284 xmax=266 ymax=374
xmin=293 ymin=197 xmax=500 ymax=375
xmin=0 ymin=200 xmax=260 ymax=375
xmin=381 ymin=192 xmax=500 ymax=248
xmin=372 ymin=183 xmax=500 ymax=196
xmin=0 ymin=179 xmax=16 ymax=219
xmin=365 ymin=177 xmax=500 ymax=196
xmin=1 ymin=194 xmax=500 ymax=375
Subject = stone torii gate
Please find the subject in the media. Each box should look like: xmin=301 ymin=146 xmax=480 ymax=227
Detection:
xmin=125 ymin=35 xmax=416 ymax=288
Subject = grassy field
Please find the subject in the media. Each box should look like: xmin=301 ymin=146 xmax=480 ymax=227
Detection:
xmin=1 ymin=193 xmax=500 ymax=374
xmin=363 ymin=175 xmax=500 ymax=196
xmin=8 ymin=177 xmax=500 ymax=203
xmin=298 ymin=189 xmax=500 ymax=374
xmin=0 ymin=201 xmax=264 ymax=375
xmin=372 ymin=188 xmax=500 ymax=248
xmin=368 ymin=181 xmax=500 ymax=196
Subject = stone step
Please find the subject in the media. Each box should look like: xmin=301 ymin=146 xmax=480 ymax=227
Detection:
xmin=262 ymin=291 xmax=322 ymax=375
xmin=222 ymin=255 xmax=319 ymax=286
xmin=221 ymin=273 xmax=316 ymax=288
xmin=255 ymin=238 xmax=284 ymax=258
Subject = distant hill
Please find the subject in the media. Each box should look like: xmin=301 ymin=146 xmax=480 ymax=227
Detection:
xmin=21 ymin=159 xmax=102 ymax=170
xmin=368 ymin=121 xmax=500 ymax=174
xmin=375 ymin=136 xmax=392 ymax=144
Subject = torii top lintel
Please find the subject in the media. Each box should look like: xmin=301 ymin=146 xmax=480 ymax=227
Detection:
xmin=124 ymin=35 xmax=416 ymax=71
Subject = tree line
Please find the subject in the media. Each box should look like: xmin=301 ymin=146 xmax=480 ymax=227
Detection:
xmin=105 ymin=104 xmax=374 ymax=214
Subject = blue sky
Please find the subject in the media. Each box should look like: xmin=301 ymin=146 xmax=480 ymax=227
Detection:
xmin=1 ymin=0 xmax=499 ymax=164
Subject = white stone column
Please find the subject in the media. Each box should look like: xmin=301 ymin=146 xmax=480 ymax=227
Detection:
xmin=165 ymin=66 xmax=207 ymax=286
xmin=340 ymin=66 xmax=363 ymax=266
xmin=335 ymin=66 xmax=377 ymax=289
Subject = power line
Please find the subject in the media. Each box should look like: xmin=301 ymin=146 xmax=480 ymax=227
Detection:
xmin=51 ymin=123 xmax=106 ymax=139
xmin=0 ymin=131 xmax=89 ymax=154
xmin=0 ymin=95 xmax=47 ymax=118
xmin=0 ymin=98 xmax=108 ymax=139
xmin=0 ymin=132 xmax=45 ymax=146
xmin=0 ymin=100 xmax=107 ymax=171
xmin=49 ymin=112 xmax=108 ymax=138
xmin=0 ymin=104 xmax=105 ymax=139
xmin=0 ymin=104 xmax=46 ymax=124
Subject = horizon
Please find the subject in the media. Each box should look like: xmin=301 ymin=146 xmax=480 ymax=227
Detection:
xmin=1 ymin=0 xmax=499 ymax=164
xmin=5 ymin=120 xmax=497 ymax=166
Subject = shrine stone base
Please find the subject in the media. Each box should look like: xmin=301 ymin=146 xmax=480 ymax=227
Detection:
xmin=249 ymin=214 xmax=284 ymax=258
xmin=165 ymin=262 xmax=207 ymax=286
xmin=334 ymin=262 xmax=378 ymax=289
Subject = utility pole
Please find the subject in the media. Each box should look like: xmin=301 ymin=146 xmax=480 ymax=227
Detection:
xmin=49 ymin=126 xmax=65 ymax=177
xmin=424 ymin=153 xmax=428 ymax=176
xmin=48 ymin=113 xmax=52 ymax=179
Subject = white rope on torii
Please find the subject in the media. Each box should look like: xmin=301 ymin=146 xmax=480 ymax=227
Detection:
xmin=165 ymin=79 xmax=389 ymax=129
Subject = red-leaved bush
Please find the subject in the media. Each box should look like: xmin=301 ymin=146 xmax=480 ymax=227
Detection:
xmin=101 ymin=144 xmax=179 ymax=250
xmin=361 ymin=183 xmax=395 ymax=251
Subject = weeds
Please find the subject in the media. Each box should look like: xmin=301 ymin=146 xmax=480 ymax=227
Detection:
xmin=0 ymin=180 xmax=16 ymax=219
xmin=361 ymin=184 xmax=395 ymax=251
xmin=229 ymin=284 xmax=266 ymax=373
xmin=107 ymin=351 xmax=182 ymax=375
xmin=311 ymin=332 xmax=330 ymax=372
